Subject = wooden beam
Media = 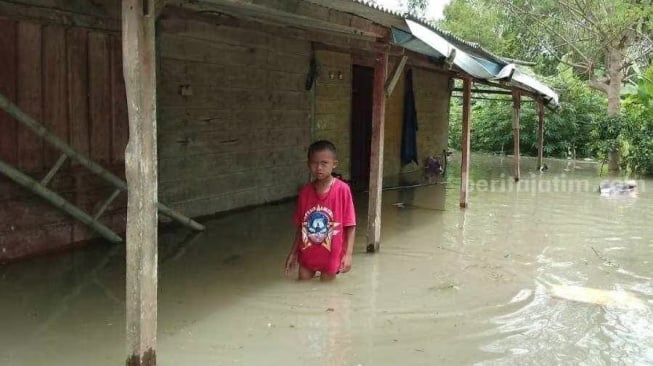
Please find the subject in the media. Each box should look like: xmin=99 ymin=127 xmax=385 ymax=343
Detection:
xmin=159 ymin=6 xmax=401 ymax=58
xmin=385 ymin=55 xmax=408 ymax=96
xmin=460 ymin=77 xmax=472 ymax=208
xmin=455 ymin=76 xmax=541 ymax=101
xmin=452 ymin=88 xmax=514 ymax=95
xmin=512 ymin=90 xmax=521 ymax=182
xmin=0 ymin=0 xmax=121 ymax=32
xmin=537 ymin=99 xmax=545 ymax=168
xmin=166 ymin=0 xmax=387 ymax=40
xmin=352 ymin=54 xmax=375 ymax=68
xmin=123 ymin=0 xmax=158 ymax=365
xmin=366 ymin=43 xmax=389 ymax=253
xmin=40 ymin=154 xmax=68 ymax=186
xmin=406 ymin=51 xmax=456 ymax=75
xmin=313 ymin=41 xmax=404 ymax=60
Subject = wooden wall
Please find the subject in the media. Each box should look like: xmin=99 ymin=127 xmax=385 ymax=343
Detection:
xmin=381 ymin=57 xmax=406 ymax=177
xmin=156 ymin=12 xmax=312 ymax=218
xmin=0 ymin=1 xmax=452 ymax=262
xmin=313 ymin=50 xmax=353 ymax=178
xmin=413 ymin=67 xmax=450 ymax=162
xmin=313 ymin=52 xmax=451 ymax=182
xmin=0 ymin=12 xmax=128 ymax=262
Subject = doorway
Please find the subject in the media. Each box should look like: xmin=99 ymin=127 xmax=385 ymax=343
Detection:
xmin=350 ymin=65 xmax=374 ymax=191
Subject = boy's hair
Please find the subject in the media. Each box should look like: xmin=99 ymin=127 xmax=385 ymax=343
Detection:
xmin=307 ymin=140 xmax=337 ymax=159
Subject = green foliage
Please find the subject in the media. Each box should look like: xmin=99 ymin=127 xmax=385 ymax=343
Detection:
xmin=629 ymin=63 xmax=653 ymax=108
xmin=620 ymin=62 xmax=653 ymax=175
xmin=586 ymin=114 xmax=622 ymax=167
xmin=438 ymin=0 xmax=504 ymax=53
xmin=494 ymin=0 xmax=653 ymax=79
xmin=620 ymin=111 xmax=653 ymax=176
xmin=448 ymin=66 xmax=607 ymax=158
xmin=449 ymin=97 xmax=463 ymax=150
xmin=448 ymin=63 xmax=653 ymax=175
xmin=404 ymin=0 xmax=428 ymax=17
xmin=439 ymin=0 xmax=559 ymax=74
xmin=442 ymin=0 xmax=653 ymax=174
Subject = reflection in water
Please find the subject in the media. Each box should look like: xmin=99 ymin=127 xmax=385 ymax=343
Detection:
xmin=1 ymin=154 xmax=652 ymax=365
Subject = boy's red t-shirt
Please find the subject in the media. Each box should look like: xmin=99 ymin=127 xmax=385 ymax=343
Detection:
xmin=294 ymin=178 xmax=356 ymax=275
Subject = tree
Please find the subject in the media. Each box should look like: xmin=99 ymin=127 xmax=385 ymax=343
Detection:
xmin=493 ymin=0 xmax=653 ymax=171
xmin=439 ymin=0 xmax=558 ymax=73
xmin=438 ymin=0 xmax=505 ymax=55
xmin=403 ymin=0 xmax=429 ymax=18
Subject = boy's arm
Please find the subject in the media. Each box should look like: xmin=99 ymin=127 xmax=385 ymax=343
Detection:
xmin=291 ymin=227 xmax=301 ymax=253
xmin=344 ymin=226 xmax=355 ymax=256
xmin=285 ymin=227 xmax=301 ymax=274
xmin=340 ymin=226 xmax=356 ymax=273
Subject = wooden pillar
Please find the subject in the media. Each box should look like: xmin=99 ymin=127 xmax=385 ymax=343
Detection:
xmin=122 ymin=1 xmax=158 ymax=365
xmin=366 ymin=43 xmax=388 ymax=253
xmin=512 ymin=91 xmax=521 ymax=182
xmin=459 ymin=77 xmax=472 ymax=208
xmin=537 ymin=99 xmax=544 ymax=168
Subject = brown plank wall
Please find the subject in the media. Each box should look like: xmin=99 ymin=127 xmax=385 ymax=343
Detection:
xmin=0 ymin=14 xmax=128 ymax=262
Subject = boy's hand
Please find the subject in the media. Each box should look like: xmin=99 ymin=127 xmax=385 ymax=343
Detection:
xmin=340 ymin=253 xmax=352 ymax=273
xmin=285 ymin=252 xmax=297 ymax=275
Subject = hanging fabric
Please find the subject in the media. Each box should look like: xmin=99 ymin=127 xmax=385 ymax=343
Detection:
xmin=401 ymin=68 xmax=418 ymax=165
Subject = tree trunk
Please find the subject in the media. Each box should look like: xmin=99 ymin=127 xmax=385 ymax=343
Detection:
xmin=605 ymin=45 xmax=623 ymax=173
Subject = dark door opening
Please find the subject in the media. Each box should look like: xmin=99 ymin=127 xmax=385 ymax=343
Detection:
xmin=350 ymin=65 xmax=374 ymax=191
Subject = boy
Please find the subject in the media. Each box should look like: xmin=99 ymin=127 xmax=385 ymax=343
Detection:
xmin=284 ymin=140 xmax=356 ymax=281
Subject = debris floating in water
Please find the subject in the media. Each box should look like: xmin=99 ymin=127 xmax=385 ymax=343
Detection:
xmin=549 ymin=285 xmax=647 ymax=310
xmin=598 ymin=180 xmax=637 ymax=196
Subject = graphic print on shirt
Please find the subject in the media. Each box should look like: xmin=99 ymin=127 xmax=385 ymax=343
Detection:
xmin=301 ymin=204 xmax=341 ymax=251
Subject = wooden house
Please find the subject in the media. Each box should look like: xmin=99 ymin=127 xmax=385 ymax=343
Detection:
xmin=0 ymin=1 xmax=558 ymax=363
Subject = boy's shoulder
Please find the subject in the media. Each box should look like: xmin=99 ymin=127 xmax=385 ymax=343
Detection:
xmin=333 ymin=178 xmax=353 ymax=195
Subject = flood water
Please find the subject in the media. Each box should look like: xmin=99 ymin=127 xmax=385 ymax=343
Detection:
xmin=1 ymin=154 xmax=652 ymax=365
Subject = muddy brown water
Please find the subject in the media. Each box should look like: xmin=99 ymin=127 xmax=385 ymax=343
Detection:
xmin=1 ymin=155 xmax=652 ymax=365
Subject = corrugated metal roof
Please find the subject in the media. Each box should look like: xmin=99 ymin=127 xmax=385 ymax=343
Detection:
xmin=404 ymin=14 xmax=509 ymax=66
xmin=347 ymin=0 xmax=405 ymax=17
xmin=396 ymin=19 xmax=559 ymax=107
xmin=314 ymin=0 xmax=509 ymax=64
xmin=323 ymin=1 xmax=559 ymax=107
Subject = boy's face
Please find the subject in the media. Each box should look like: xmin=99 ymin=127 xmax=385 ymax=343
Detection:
xmin=308 ymin=149 xmax=338 ymax=181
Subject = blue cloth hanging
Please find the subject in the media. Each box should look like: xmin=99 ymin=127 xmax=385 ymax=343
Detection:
xmin=401 ymin=68 xmax=418 ymax=165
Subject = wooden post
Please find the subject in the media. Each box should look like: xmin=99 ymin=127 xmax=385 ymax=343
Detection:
xmin=537 ymin=99 xmax=544 ymax=168
xmin=122 ymin=1 xmax=158 ymax=365
xmin=459 ymin=77 xmax=472 ymax=208
xmin=512 ymin=91 xmax=521 ymax=182
xmin=366 ymin=43 xmax=388 ymax=253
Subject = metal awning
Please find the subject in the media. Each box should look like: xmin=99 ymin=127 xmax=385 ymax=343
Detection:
xmin=393 ymin=19 xmax=559 ymax=108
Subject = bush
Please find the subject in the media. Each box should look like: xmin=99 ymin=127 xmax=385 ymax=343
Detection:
xmin=620 ymin=103 xmax=653 ymax=175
